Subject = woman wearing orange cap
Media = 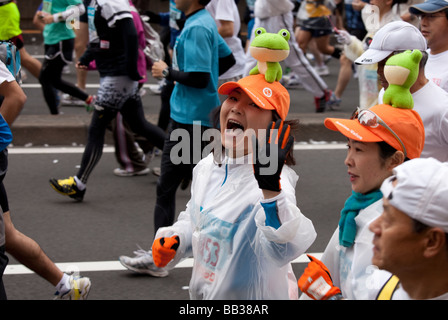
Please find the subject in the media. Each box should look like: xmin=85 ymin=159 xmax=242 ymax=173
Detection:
xmin=123 ymin=74 xmax=317 ymax=299
xmin=299 ymin=101 xmax=425 ymax=300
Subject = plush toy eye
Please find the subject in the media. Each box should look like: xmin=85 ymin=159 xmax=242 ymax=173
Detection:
xmin=278 ymin=29 xmax=290 ymax=41
xmin=254 ymin=27 xmax=266 ymax=37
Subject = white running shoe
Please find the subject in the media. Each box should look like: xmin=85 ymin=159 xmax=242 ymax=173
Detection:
xmin=61 ymin=93 xmax=85 ymax=106
xmin=315 ymin=65 xmax=330 ymax=76
xmin=54 ymin=275 xmax=91 ymax=300
xmin=284 ymin=74 xmax=302 ymax=88
xmin=148 ymin=79 xmax=166 ymax=95
xmin=113 ymin=167 xmax=150 ymax=177
xmin=119 ymin=249 xmax=169 ymax=277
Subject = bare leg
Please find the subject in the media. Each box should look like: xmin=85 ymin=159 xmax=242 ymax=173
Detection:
xmin=19 ymin=47 xmax=42 ymax=80
xmin=334 ymin=53 xmax=352 ymax=99
xmin=3 ymin=211 xmax=63 ymax=286
xmin=74 ymin=22 xmax=89 ymax=90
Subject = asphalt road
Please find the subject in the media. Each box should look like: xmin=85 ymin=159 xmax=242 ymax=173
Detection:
xmin=1 ymin=43 xmax=360 ymax=303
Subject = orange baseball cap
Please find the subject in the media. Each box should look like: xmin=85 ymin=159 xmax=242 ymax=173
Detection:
xmin=324 ymin=104 xmax=425 ymax=159
xmin=218 ymin=74 xmax=290 ymax=120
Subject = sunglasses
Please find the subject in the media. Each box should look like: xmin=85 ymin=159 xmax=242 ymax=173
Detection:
xmin=351 ymin=107 xmax=407 ymax=158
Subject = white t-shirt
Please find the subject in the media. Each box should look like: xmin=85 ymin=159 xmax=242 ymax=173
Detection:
xmin=369 ymin=271 xmax=448 ymax=300
xmin=378 ymin=81 xmax=448 ymax=162
xmin=392 ymin=288 xmax=448 ymax=300
xmin=206 ymin=0 xmax=246 ymax=80
xmin=0 ymin=60 xmax=15 ymax=84
xmin=425 ymin=49 xmax=448 ymax=93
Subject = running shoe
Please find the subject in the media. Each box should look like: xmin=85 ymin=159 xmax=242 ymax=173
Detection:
xmin=61 ymin=94 xmax=85 ymax=106
xmin=119 ymin=248 xmax=169 ymax=277
xmin=152 ymin=167 xmax=161 ymax=177
xmin=149 ymin=79 xmax=166 ymax=95
xmin=326 ymin=92 xmax=342 ymax=111
xmin=49 ymin=176 xmax=86 ymax=202
xmin=54 ymin=275 xmax=91 ymax=300
xmin=314 ymin=90 xmax=332 ymax=113
xmin=314 ymin=64 xmax=330 ymax=76
xmin=113 ymin=167 xmax=150 ymax=177
xmin=284 ymin=74 xmax=302 ymax=89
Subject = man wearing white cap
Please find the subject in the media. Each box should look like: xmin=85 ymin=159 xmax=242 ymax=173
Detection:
xmin=409 ymin=0 xmax=448 ymax=92
xmin=334 ymin=0 xmax=401 ymax=109
xmin=355 ymin=21 xmax=448 ymax=162
xmin=369 ymin=157 xmax=448 ymax=300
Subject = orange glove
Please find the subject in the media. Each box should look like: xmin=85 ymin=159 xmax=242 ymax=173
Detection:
xmin=152 ymin=236 xmax=180 ymax=268
xmin=298 ymin=255 xmax=342 ymax=300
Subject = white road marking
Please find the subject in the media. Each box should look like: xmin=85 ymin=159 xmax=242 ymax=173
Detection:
xmin=294 ymin=143 xmax=346 ymax=150
xmin=4 ymin=253 xmax=322 ymax=275
xmin=7 ymin=144 xmax=344 ymax=155
xmin=21 ymin=83 xmax=160 ymax=90
xmin=8 ymin=146 xmax=115 ymax=154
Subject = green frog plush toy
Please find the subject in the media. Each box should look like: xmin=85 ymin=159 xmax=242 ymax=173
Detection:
xmin=249 ymin=27 xmax=290 ymax=83
xmin=382 ymin=49 xmax=422 ymax=109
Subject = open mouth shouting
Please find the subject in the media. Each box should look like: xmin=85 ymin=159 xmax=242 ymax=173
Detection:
xmin=226 ymin=119 xmax=244 ymax=132
xmin=223 ymin=118 xmax=249 ymax=154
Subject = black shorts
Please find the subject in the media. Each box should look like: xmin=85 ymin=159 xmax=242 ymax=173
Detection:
xmin=9 ymin=34 xmax=24 ymax=50
xmin=0 ymin=149 xmax=8 ymax=213
xmin=300 ymin=17 xmax=333 ymax=37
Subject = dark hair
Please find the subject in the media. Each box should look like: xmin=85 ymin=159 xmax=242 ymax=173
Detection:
xmin=391 ymin=50 xmax=428 ymax=70
xmin=392 ymin=0 xmax=408 ymax=6
xmin=210 ymin=106 xmax=299 ymax=166
xmin=419 ymin=50 xmax=428 ymax=69
xmin=378 ymin=141 xmax=398 ymax=159
xmin=199 ymin=0 xmax=211 ymax=6
xmin=392 ymin=0 xmax=408 ymax=5
xmin=377 ymin=141 xmax=411 ymax=165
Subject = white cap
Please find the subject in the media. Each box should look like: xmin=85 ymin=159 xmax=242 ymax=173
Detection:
xmin=355 ymin=21 xmax=427 ymax=65
xmin=381 ymin=158 xmax=448 ymax=233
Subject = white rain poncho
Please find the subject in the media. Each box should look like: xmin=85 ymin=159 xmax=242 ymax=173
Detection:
xmin=155 ymin=153 xmax=316 ymax=300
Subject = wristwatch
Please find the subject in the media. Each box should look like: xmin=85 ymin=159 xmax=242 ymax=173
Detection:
xmin=162 ymin=68 xmax=170 ymax=78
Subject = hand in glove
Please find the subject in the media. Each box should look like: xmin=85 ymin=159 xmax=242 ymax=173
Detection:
xmin=252 ymin=119 xmax=294 ymax=192
xmin=152 ymin=235 xmax=180 ymax=268
xmin=298 ymin=255 xmax=342 ymax=300
xmin=335 ymin=29 xmax=352 ymax=45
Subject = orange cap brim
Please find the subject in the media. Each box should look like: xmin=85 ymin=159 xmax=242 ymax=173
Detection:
xmin=218 ymin=74 xmax=289 ymax=120
xmin=218 ymin=82 xmax=275 ymax=112
xmin=325 ymin=104 xmax=425 ymax=159
xmin=324 ymin=118 xmax=384 ymax=142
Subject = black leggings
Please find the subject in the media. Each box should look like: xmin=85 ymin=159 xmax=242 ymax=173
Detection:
xmin=0 ymin=149 xmax=8 ymax=213
xmin=0 ymin=149 xmax=7 ymax=300
xmin=76 ymin=95 xmax=167 ymax=184
xmin=154 ymin=121 xmax=209 ymax=233
xmin=39 ymin=39 xmax=89 ymax=114
xmin=0 ymin=245 xmax=7 ymax=300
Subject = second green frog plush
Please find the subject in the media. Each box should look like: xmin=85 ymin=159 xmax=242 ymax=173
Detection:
xmin=249 ymin=27 xmax=290 ymax=83
xmin=383 ymin=49 xmax=422 ymax=109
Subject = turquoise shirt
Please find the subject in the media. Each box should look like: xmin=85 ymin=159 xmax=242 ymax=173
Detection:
xmin=170 ymin=9 xmax=231 ymax=127
xmin=42 ymin=0 xmax=82 ymax=45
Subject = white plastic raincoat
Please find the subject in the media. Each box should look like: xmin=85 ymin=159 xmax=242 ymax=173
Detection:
xmin=300 ymin=199 xmax=390 ymax=300
xmin=155 ymin=153 xmax=316 ymax=300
